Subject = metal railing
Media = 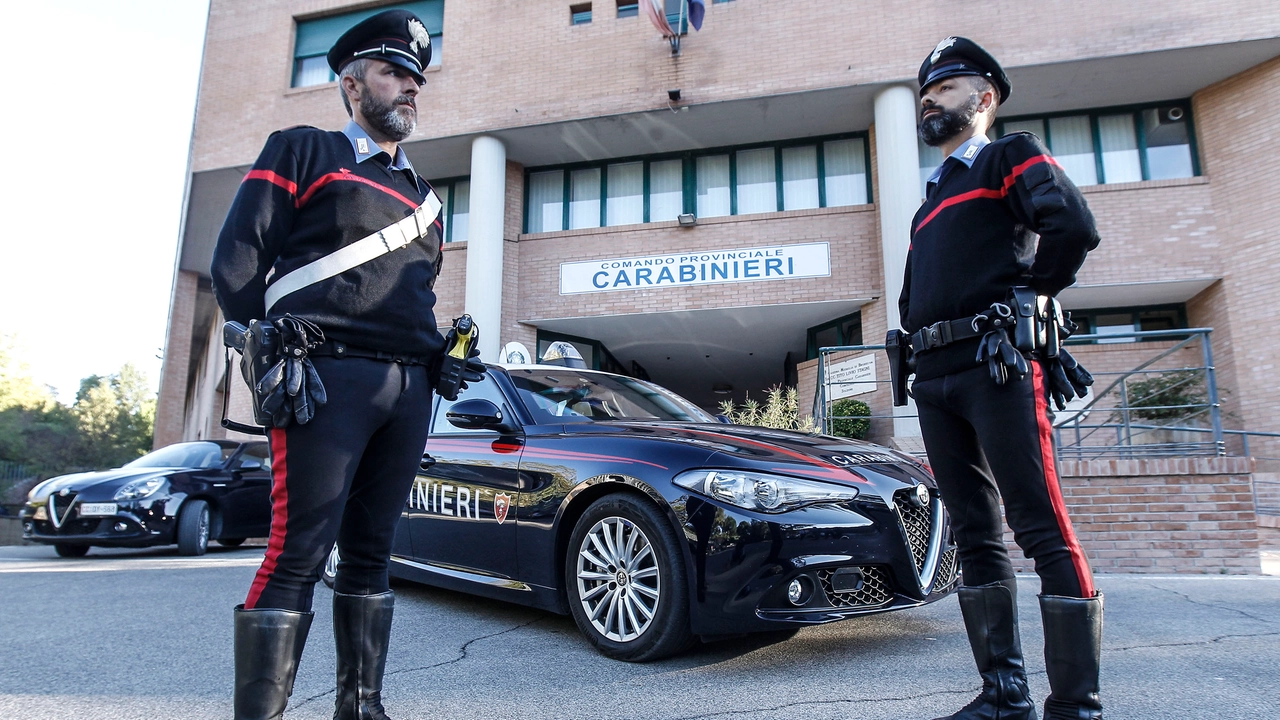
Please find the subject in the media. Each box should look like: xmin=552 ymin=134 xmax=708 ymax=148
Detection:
xmin=814 ymin=328 xmax=1278 ymax=462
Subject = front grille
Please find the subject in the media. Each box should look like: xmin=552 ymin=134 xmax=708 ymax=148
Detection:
xmin=48 ymin=493 xmax=80 ymax=529
xmin=935 ymin=547 xmax=959 ymax=588
xmin=817 ymin=566 xmax=892 ymax=608
xmin=893 ymin=490 xmax=934 ymax=575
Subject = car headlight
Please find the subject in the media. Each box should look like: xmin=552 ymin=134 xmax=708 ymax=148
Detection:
xmin=114 ymin=477 xmax=167 ymax=501
xmin=673 ymin=469 xmax=858 ymax=514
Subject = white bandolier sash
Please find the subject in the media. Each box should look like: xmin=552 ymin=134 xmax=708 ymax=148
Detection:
xmin=264 ymin=190 xmax=443 ymax=314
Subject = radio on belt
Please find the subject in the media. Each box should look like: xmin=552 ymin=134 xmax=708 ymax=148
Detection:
xmin=436 ymin=314 xmax=478 ymax=401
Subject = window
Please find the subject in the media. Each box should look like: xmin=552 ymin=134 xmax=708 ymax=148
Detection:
xmin=571 ymin=3 xmax=592 ymax=24
xmin=292 ymin=1 xmax=444 ymax=88
xmin=806 ymin=312 xmax=864 ymax=359
xmin=1072 ymin=305 xmax=1188 ymax=344
xmin=997 ymin=102 xmax=1196 ymax=186
xmin=428 ymin=177 xmax=470 ymax=242
xmin=617 ymin=1 xmax=639 ymax=17
xmin=917 ymin=102 xmax=1198 ymax=194
xmin=523 ymin=134 xmax=871 ymax=232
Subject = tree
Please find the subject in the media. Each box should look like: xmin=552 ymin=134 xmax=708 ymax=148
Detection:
xmin=72 ymin=363 xmax=156 ymax=469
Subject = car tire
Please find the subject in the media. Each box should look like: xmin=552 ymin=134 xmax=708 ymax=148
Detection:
xmin=54 ymin=543 xmax=89 ymax=558
xmin=565 ymin=493 xmax=694 ymax=662
xmin=321 ymin=544 xmax=339 ymax=589
xmin=177 ymin=499 xmax=210 ymax=556
xmin=217 ymin=537 xmax=246 ymax=548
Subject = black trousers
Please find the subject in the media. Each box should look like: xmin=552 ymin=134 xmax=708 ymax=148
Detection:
xmin=244 ymin=357 xmax=433 ymax=612
xmin=913 ymin=361 xmax=1094 ymax=599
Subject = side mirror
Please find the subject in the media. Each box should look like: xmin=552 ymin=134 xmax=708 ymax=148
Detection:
xmin=446 ymin=399 xmax=516 ymax=432
xmin=714 ymin=414 xmax=733 ymax=424
xmin=238 ymin=459 xmax=264 ymax=471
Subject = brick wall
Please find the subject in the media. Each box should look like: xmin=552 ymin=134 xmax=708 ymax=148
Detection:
xmin=154 ymin=271 xmax=199 ymax=449
xmin=1003 ymin=457 xmax=1261 ymax=574
xmin=191 ymin=0 xmax=1280 ymax=172
xmin=1192 ymin=57 xmax=1280 ymax=460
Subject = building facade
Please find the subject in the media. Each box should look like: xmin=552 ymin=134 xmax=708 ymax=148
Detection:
xmin=157 ymin=0 xmax=1280 ymax=463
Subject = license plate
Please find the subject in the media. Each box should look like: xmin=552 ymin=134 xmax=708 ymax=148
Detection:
xmin=79 ymin=503 xmax=118 ymax=517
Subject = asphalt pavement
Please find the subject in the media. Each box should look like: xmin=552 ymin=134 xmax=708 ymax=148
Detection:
xmin=2 ymin=544 xmax=1277 ymax=720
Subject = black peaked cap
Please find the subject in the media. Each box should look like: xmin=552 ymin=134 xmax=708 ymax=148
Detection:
xmin=918 ymin=36 xmax=1011 ymax=104
xmin=327 ymin=9 xmax=431 ymax=83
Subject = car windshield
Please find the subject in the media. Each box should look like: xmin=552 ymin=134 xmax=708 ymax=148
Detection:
xmin=507 ymin=369 xmax=715 ymax=424
xmin=124 ymin=442 xmax=232 ymax=469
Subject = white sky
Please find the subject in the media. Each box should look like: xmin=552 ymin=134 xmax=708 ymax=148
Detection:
xmin=0 ymin=0 xmax=210 ymax=401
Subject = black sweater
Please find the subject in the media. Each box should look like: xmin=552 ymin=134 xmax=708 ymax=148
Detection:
xmin=211 ymin=127 xmax=446 ymax=357
xmin=899 ymin=132 xmax=1100 ymax=381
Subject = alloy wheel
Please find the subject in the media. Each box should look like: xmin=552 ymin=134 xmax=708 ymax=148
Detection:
xmin=575 ymin=516 xmax=661 ymax=643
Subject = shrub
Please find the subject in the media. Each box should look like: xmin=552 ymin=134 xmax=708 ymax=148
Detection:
xmin=828 ymin=398 xmax=871 ymax=440
xmin=1122 ymin=370 xmax=1207 ymax=422
xmin=718 ymin=385 xmax=816 ymax=432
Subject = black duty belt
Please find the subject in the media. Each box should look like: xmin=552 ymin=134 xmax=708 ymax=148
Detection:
xmin=909 ymin=317 xmax=988 ymax=353
xmin=311 ymin=341 xmax=434 ymax=366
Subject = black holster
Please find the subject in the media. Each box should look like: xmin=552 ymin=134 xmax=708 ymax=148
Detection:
xmin=885 ymin=329 xmax=915 ymax=407
xmin=222 ymin=316 xmax=327 ymax=431
xmin=221 ymin=320 xmax=282 ymax=433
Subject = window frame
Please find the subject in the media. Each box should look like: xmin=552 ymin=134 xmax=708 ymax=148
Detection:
xmin=805 ymin=311 xmax=864 ymax=360
xmin=1070 ymin=303 xmax=1190 ymax=343
xmin=993 ymin=100 xmax=1200 ymax=185
xmin=427 ymin=175 xmax=469 ymax=243
xmin=291 ymin=1 xmax=444 ymax=88
xmin=522 ymin=132 xmax=871 ymax=233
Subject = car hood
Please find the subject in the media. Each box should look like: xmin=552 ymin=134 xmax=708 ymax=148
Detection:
xmin=27 ymin=467 xmax=179 ymax=502
xmin=559 ymin=421 xmax=928 ymax=489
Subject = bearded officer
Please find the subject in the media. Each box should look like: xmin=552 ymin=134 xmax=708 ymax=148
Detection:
xmin=898 ymin=38 xmax=1104 ymax=720
xmin=211 ymin=10 xmax=481 ymax=720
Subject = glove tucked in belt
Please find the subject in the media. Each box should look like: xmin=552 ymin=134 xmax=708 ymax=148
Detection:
xmin=254 ymin=315 xmax=327 ymax=427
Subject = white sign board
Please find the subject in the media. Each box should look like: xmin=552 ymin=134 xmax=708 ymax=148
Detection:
xmin=560 ymin=242 xmax=830 ymax=295
xmin=827 ymin=353 xmax=877 ymax=400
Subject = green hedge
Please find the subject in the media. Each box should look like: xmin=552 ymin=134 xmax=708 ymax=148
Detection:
xmin=829 ymin=398 xmax=870 ymax=439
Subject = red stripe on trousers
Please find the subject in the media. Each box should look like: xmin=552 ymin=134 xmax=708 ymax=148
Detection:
xmin=1031 ymin=362 xmax=1096 ymax=597
xmin=295 ymin=172 xmax=419 ymax=209
xmin=914 ymin=154 xmax=1060 ymax=234
xmin=245 ymin=428 xmax=290 ymax=608
xmin=242 ymin=169 xmax=298 ymax=196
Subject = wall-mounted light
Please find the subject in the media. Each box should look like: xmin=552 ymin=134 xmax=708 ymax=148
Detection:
xmin=712 ymin=383 xmax=733 ymax=394
xmin=677 ymin=213 xmax=697 ymax=227
xmin=667 ymin=88 xmax=682 ymax=102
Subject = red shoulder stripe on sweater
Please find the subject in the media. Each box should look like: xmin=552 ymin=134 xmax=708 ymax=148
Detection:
xmin=243 ymin=169 xmax=297 ymax=195
xmin=296 ymin=172 xmax=419 ymax=209
xmin=913 ymin=154 xmax=1059 ymax=234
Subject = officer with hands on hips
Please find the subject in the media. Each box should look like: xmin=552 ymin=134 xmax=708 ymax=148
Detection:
xmin=211 ymin=10 xmax=483 ymax=720
xmin=897 ymin=38 xmax=1104 ymax=720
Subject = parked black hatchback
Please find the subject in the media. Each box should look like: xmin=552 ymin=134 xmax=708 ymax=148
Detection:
xmin=20 ymin=440 xmax=272 ymax=557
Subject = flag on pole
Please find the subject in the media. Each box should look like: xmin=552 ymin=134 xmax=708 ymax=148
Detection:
xmin=688 ymin=0 xmax=705 ymax=31
xmin=642 ymin=0 xmax=675 ymax=36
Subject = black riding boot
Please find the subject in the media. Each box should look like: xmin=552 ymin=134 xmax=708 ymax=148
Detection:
xmin=234 ymin=605 xmax=314 ymax=720
xmin=333 ymin=590 xmax=396 ymax=720
xmin=933 ymin=579 xmax=1037 ymax=720
xmin=1040 ymin=593 xmax=1104 ymax=720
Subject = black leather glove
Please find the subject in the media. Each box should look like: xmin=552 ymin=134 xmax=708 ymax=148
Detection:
xmin=1043 ymin=348 xmax=1094 ymax=411
xmin=976 ymin=328 xmax=1028 ymax=386
xmin=457 ymin=345 xmax=486 ymax=394
xmin=255 ymin=359 xmax=293 ymax=428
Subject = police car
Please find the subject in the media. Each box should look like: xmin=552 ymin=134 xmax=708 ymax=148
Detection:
xmin=323 ymin=354 xmax=958 ymax=661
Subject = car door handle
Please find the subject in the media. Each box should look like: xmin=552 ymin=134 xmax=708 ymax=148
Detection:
xmin=419 ymin=455 xmax=436 ymax=471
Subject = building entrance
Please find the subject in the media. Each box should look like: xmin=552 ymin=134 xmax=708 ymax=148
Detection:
xmin=527 ymin=299 xmax=867 ymax=410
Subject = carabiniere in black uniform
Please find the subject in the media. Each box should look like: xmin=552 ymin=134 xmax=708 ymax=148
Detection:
xmin=893 ymin=38 xmax=1105 ymax=720
xmin=210 ymin=10 xmax=481 ymax=720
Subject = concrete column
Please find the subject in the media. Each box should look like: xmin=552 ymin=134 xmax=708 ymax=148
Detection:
xmin=874 ymin=85 xmax=922 ymax=438
xmin=464 ymin=136 xmax=507 ymax=362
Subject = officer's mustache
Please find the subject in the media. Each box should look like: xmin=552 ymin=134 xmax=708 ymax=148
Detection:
xmin=394 ymin=95 xmax=417 ymax=111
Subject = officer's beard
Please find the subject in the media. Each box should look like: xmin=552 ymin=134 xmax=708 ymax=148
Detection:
xmin=918 ymin=94 xmax=980 ymax=147
xmin=361 ymin=90 xmax=417 ymax=142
